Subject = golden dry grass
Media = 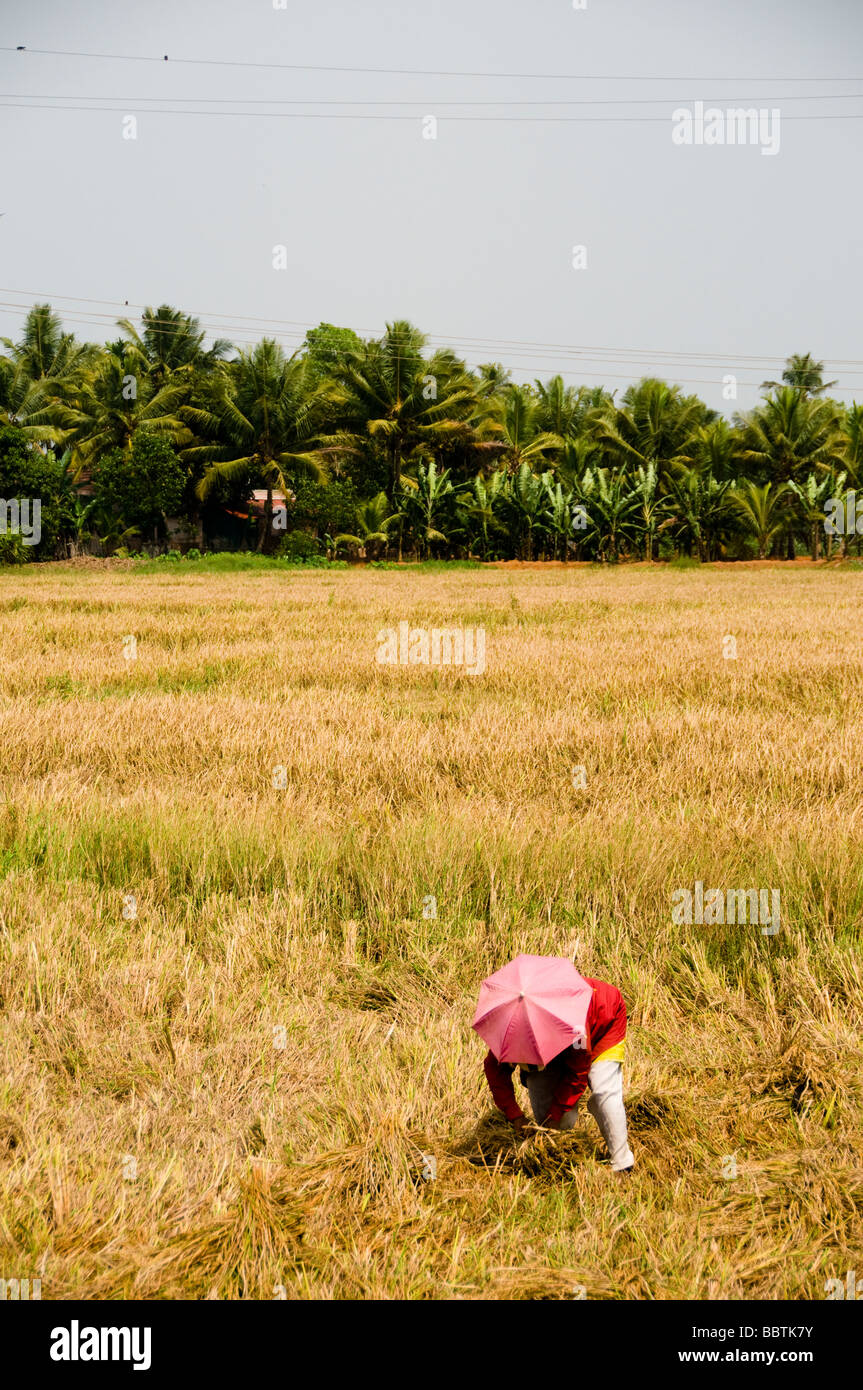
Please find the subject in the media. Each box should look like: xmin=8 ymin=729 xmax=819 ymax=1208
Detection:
xmin=0 ymin=558 xmax=861 ymax=1299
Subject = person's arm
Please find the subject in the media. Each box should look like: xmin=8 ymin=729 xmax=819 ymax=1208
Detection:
xmin=483 ymin=1050 xmax=525 ymax=1122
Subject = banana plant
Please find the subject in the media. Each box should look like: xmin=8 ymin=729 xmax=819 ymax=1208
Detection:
xmin=395 ymin=459 xmax=459 ymax=559
xmin=457 ymin=469 xmax=506 ymax=559
xmin=580 ymin=466 xmax=639 ymax=563
xmin=665 ymin=465 xmax=737 ymax=561
xmin=787 ymin=471 xmax=846 ymax=561
xmin=498 ymin=461 xmax=549 ymax=560
xmin=64 ymin=494 xmax=101 ymax=557
xmin=541 ymin=474 xmax=577 ymax=561
xmin=631 ymin=462 xmax=673 ymax=561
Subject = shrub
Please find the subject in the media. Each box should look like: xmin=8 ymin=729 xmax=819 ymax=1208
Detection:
xmin=290 ymin=478 xmax=361 ymax=536
xmin=0 ymin=425 xmax=64 ymax=558
xmin=0 ymin=532 xmax=28 ymax=565
xmin=276 ymin=530 xmax=322 ymax=561
xmin=90 ymin=434 xmax=186 ymax=541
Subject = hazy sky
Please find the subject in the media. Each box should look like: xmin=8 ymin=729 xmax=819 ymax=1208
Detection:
xmin=1 ymin=0 xmax=861 ymax=412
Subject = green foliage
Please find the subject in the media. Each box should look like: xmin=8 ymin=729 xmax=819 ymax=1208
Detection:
xmin=0 ymin=531 xmax=28 ymax=564
xmin=276 ymin=529 xmax=323 ymax=560
xmin=395 ymin=461 xmax=460 ymax=558
xmin=458 ymin=470 xmax=507 ymax=559
xmin=481 ymin=383 xmax=561 ymax=475
xmin=129 ymin=551 xmax=345 ymax=572
xmin=4 ymin=310 xmax=861 ymax=566
xmin=91 ymin=432 xmax=185 ymax=537
xmin=55 ymin=345 xmax=192 ymax=470
xmin=333 ymin=491 xmax=398 ymax=557
xmin=140 ymin=549 xmax=346 ymax=570
xmin=736 ymin=389 xmax=845 ymax=486
xmin=117 ymin=305 xmax=233 ymax=382
xmin=186 ymin=339 xmax=326 ymax=551
xmin=665 ymin=463 xmax=737 ymax=562
xmin=498 ymin=461 xmax=551 ymax=560
xmin=579 ymin=466 xmax=640 ymax=563
xmin=732 ymin=480 xmax=789 ymax=559
xmin=291 ymin=477 xmax=361 ymax=536
xmin=302 ymin=322 xmax=363 ymax=381
xmin=323 ymin=320 xmax=478 ymax=501
xmin=0 ymin=303 xmax=96 ymax=445
xmin=0 ymin=423 xmax=65 ymax=557
xmin=369 ymin=558 xmax=483 ymax=570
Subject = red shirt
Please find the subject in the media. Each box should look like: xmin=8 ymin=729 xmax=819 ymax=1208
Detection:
xmin=483 ymin=976 xmax=627 ymax=1124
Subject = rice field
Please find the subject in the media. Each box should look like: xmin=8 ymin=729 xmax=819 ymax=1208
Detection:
xmin=1 ymin=556 xmax=861 ymax=1300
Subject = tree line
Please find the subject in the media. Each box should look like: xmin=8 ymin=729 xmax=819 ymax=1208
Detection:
xmin=1 ymin=303 xmax=860 ymax=564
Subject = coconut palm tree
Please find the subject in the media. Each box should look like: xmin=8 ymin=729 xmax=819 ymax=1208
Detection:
xmin=733 ymin=480 xmax=789 ymax=559
xmin=840 ymin=404 xmax=863 ymax=557
xmin=736 ymin=387 xmax=845 ymax=556
xmin=844 ymin=404 xmax=863 ymax=485
xmin=480 ymin=384 xmax=561 ymax=476
xmin=533 ymin=376 xmax=581 ymax=443
xmin=117 ymin=305 xmax=233 ymax=385
xmin=0 ymin=356 xmax=67 ymax=444
xmin=760 ymin=352 xmax=837 ymax=397
xmin=737 ymin=388 xmax=845 ymax=485
xmin=596 ymin=378 xmax=713 ymax=482
xmin=322 ymin=322 xmax=476 ymax=502
xmin=1 ymin=303 xmax=96 ymax=383
xmin=53 ymin=345 xmax=191 ymax=473
xmin=0 ymin=304 xmax=96 ymax=443
xmin=673 ymin=418 xmax=741 ymax=480
xmin=185 ymin=340 xmax=325 ymax=549
xmin=557 ymin=435 xmax=605 ymax=488
xmin=533 ymin=378 xmax=614 ymax=448
xmin=733 ymin=389 xmax=839 ymax=556
xmin=475 ymin=362 xmax=512 ymax=400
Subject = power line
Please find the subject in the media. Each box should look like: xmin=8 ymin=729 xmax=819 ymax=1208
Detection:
xmin=0 ymin=301 xmax=827 ymax=373
xmin=4 ymin=314 xmax=857 ymax=390
xmin=3 ymin=90 xmax=862 ymax=106
xmin=4 ymin=291 xmax=863 ymax=370
xmin=2 ymin=45 xmax=861 ymax=81
xmin=2 ymin=309 xmax=861 ymax=396
xmin=3 ymin=100 xmax=862 ymax=122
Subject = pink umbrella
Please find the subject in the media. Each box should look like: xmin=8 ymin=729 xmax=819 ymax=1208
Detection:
xmin=472 ymin=954 xmax=592 ymax=1065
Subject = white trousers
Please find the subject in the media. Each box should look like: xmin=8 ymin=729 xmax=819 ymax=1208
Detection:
xmin=523 ymin=1059 xmax=635 ymax=1171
